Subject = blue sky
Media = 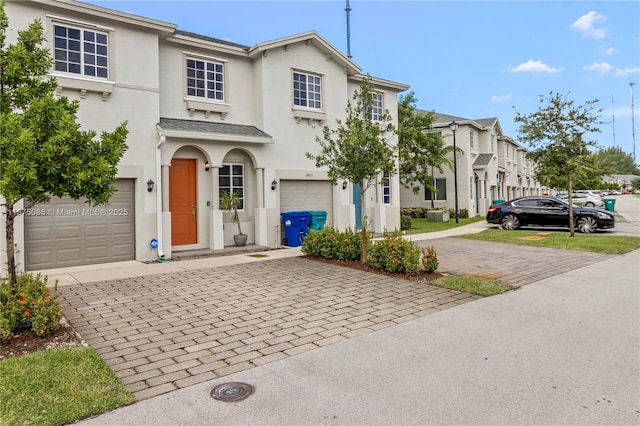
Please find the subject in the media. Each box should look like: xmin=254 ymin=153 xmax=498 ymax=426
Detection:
xmin=86 ymin=0 xmax=640 ymax=157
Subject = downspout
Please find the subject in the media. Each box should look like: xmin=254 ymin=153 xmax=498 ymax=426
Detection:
xmin=155 ymin=131 xmax=166 ymax=258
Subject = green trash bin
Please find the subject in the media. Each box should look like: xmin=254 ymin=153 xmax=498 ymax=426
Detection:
xmin=603 ymin=199 xmax=616 ymax=212
xmin=491 ymin=199 xmax=506 ymax=205
xmin=308 ymin=210 xmax=327 ymax=231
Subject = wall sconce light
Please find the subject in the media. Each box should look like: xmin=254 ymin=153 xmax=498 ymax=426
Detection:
xmin=204 ymin=161 xmax=210 ymax=172
xmin=147 ymin=179 xmax=155 ymax=192
xmin=271 ymin=179 xmax=278 ymax=190
xmin=342 ymin=180 xmax=348 ymax=190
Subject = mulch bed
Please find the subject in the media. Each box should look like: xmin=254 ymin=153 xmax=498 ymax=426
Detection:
xmin=0 ymin=323 xmax=82 ymax=360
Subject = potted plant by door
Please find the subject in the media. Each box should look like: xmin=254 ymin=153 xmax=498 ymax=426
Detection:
xmin=220 ymin=191 xmax=247 ymax=247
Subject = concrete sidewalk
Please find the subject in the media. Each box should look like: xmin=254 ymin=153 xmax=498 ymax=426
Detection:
xmin=78 ymin=247 xmax=640 ymax=426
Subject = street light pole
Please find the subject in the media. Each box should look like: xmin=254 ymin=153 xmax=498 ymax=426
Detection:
xmin=449 ymin=121 xmax=459 ymax=223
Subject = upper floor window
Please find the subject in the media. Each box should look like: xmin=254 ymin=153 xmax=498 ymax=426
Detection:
xmin=54 ymin=24 xmax=108 ymax=78
xmin=219 ymin=164 xmax=244 ymax=210
xmin=469 ymin=130 xmax=474 ymax=149
xmin=366 ymin=92 xmax=384 ymax=122
xmin=293 ymin=71 xmax=321 ymax=109
xmin=187 ymin=58 xmax=224 ymax=101
xmin=382 ymin=173 xmax=390 ymax=204
xmin=491 ymin=135 xmax=495 ymax=152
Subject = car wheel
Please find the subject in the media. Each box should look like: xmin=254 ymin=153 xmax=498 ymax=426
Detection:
xmin=585 ymin=202 xmax=595 ymax=207
xmin=501 ymin=214 xmax=520 ymax=230
xmin=577 ymin=216 xmax=598 ymax=233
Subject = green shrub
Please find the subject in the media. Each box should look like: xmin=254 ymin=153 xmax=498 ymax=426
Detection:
xmin=301 ymin=227 xmax=363 ymax=261
xmin=400 ymin=213 xmax=412 ymax=230
xmin=0 ymin=272 xmax=63 ymax=343
xmin=447 ymin=208 xmax=469 ymax=219
xmin=368 ymin=231 xmax=422 ymax=275
xmin=421 ymin=245 xmax=439 ymax=273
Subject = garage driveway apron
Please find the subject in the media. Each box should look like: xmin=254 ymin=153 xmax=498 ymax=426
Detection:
xmin=57 ymin=239 xmax=614 ymax=401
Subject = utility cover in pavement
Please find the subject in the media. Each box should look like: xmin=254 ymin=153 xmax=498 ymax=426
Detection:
xmin=211 ymin=382 xmax=254 ymax=402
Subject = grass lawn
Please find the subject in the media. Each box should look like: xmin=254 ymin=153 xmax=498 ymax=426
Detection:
xmin=404 ymin=216 xmax=485 ymax=234
xmin=456 ymin=229 xmax=640 ymax=254
xmin=0 ymin=346 xmax=133 ymax=426
xmin=431 ymin=275 xmax=515 ymax=297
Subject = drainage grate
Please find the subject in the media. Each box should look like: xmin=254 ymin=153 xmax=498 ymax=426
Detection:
xmin=210 ymin=382 xmax=254 ymax=402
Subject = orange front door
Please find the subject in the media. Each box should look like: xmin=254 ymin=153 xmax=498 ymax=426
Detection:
xmin=169 ymin=159 xmax=197 ymax=245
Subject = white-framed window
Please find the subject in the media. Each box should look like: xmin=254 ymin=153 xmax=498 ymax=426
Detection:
xmin=424 ymin=178 xmax=447 ymax=201
xmin=367 ymin=92 xmax=384 ymax=122
xmin=293 ymin=71 xmax=321 ymax=109
xmin=219 ymin=164 xmax=244 ymax=210
xmin=469 ymin=130 xmax=474 ymax=149
xmin=491 ymin=135 xmax=495 ymax=152
xmin=53 ymin=24 xmax=109 ymax=78
xmin=186 ymin=57 xmax=224 ymax=101
xmin=470 ymin=177 xmax=474 ymax=199
xmin=382 ymin=173 xmax=390 ymax=204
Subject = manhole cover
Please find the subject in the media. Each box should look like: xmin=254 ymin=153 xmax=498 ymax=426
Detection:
xmin=210 ymin=382 xmax=254 ymax=402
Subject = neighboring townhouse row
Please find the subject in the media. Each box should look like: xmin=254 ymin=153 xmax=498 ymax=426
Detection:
xmin=3 ymin=0 xmax=409 ymax=272
xmin=602 ymin=174 xmax=640 ymax=190
xmin=399 ymin=112 xmax=544 ymax=216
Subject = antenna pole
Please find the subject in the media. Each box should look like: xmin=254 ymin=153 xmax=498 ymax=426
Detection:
xmin=630 ymin=82 xmax=637 ymax=161
xmin=345 ymin=0 xmax=352 ymax=59
xmin=612 ymin=95 xmax=616 ymax=148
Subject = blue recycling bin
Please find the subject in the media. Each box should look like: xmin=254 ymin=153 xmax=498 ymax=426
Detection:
xmin=308 ymin=210 xmax=327 ymax=231
xmin=280 ymin=211 xmax=311 ymax=247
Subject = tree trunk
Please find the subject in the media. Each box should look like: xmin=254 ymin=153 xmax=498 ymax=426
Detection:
xmin=5 ymin=207 xmax=17 ymax=288
xmin=359 ymin=190 xmax=368 ymax=264
xmin=568 ymin=175 xmax=575 ymax=237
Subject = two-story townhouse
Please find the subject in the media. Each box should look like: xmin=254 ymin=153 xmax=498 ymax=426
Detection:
xmin=400 ymin=113 xmax=496 ymax=216
xmin=3 ymin=0 xmax=408 ymax=272
xmin=399 ymin=112 xmax=543 ymax=216
xmin=3 ymin=0 xmax=175 ymax=272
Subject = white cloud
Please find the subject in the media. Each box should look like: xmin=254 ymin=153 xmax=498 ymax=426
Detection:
xmin=570 ymin=11 xmax=609 ymax=40
xmin=615 ymin=67 xmax=640 ymax=77
xmin=599 ymin=46 xmax=618 ymax=55
xmin=509 ymin=60 xmax=564 ymax=74
xmin=583 ymin=62 xmax=612 ymax=75
xmin=491 ymin=94 xmax=513 ymax=102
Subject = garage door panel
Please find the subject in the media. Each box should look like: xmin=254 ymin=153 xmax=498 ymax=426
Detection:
xmin=57 ymin=248 xmax=83 ymax=262
xmin=57 ymin=226 xmax=82 ymax=239
xmin=85 ymin=247 xmax=108 ymax=260
xmin=25 ymin=179 xmax=135 ymax=270
xmin=25 ymin=227 xmax=52 ymax=242
xmin=280 ymin=180 xmax=333 ymax=226
xmin=111 ymin=244 xmax=134 ymax=257
xmin=112 ymin=223 xmax=133 ymax=235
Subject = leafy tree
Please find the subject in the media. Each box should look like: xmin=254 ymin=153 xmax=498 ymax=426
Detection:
xmin=307 ymin=76 xmax=396 ymax=263
xmin=632 ymin=178 xmax=640 ymax=190
xmin=397 ymin=93 xmax=461 ymax=208
xmin=514 ymin=92 xmax=602 ymax=236
xmin=594 ymin=146 xmax=640 ymax=175
xmin=0 ymin=4 xmax=128 ymax=287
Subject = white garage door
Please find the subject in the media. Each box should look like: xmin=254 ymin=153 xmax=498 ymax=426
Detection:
xmin=25 ymin=179 xmax=135 ymax=270
xmin=280 ymin=180 xmax=333 ymax=226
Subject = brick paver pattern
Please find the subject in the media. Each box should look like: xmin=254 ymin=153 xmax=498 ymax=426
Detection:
xmin=58 ymin=256 xmax=480 ymax=400
xmin=58 ymin=238 xmax=614 ymax=401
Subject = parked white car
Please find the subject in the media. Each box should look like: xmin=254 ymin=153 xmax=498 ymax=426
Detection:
xmin=556 ymin=193 xmax=604 ymax=208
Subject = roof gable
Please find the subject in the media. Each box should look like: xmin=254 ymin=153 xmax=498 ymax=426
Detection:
xmin=248 ymin=31 xmax=361 ymax=76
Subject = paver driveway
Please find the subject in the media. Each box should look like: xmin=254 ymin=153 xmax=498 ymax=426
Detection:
xmin=58 ymin=237 xmax=615 ymax=401
xmin=58 ymin=256 xmax=480 ymax=400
